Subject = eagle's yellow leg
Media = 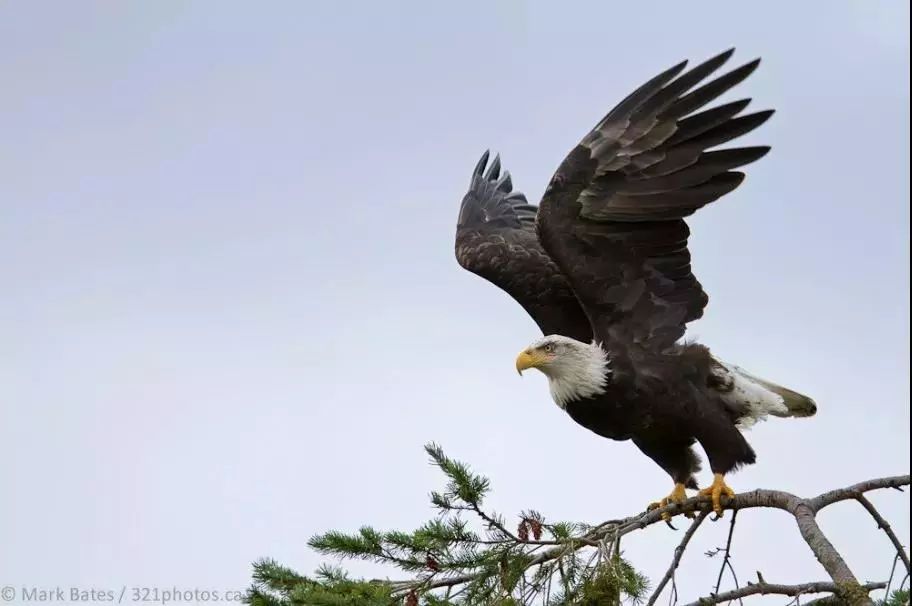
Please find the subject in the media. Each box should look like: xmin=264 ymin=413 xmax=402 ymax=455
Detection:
xmin=698 ymin=473 xmax=736 ymax=517
xmin=647 ymin=483 xmax=693 ymax=521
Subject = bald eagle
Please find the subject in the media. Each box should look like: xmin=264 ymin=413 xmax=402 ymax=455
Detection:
xmin=454 ymin=49 xmax=817 ymax=518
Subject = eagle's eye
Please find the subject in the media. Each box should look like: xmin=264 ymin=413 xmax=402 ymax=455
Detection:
xmin=542 ymin=343 xmax=556 ymax=353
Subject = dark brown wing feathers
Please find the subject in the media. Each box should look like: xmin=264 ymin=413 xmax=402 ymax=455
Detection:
xmin=454 ymin=50 xmax=770 ymax=360
xmin=536 ymin=49 xmax=772 ymax=355
xmin=455 ymin=152 xmax=593 ymax=342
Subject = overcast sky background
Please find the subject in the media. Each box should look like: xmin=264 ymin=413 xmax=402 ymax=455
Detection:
xmin=1 ymin=2 xmax=909 ymax=604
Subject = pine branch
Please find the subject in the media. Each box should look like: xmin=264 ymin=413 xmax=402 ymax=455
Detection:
xmin=409 ymin=472 xmax=910 ymax=600
xmin=248 ymin=441 xmax=909 ymax=606
xmin=468 ymin=502 xmax=519 ymax=542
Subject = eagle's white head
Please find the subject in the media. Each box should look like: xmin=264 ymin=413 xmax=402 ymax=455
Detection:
xmin=515 ymin=335 xmax=610 ymax=408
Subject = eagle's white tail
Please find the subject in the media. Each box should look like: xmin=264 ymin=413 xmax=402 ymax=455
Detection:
xmin=712 ymin=361 xmax=818 ymax=429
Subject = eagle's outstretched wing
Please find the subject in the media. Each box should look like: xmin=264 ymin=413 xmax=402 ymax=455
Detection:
xmin=455 ymin=151 xmax=592 ymax=342
xmin=536 ymin=49 xmax=772 ymax=358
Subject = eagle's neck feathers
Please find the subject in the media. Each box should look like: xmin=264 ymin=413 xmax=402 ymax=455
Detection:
xmin=547 ymin=340 xmax=611 ymax=409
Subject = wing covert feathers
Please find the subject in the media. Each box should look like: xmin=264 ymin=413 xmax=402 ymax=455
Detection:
xmin=454 ymin=152 xmax=593 ymax=342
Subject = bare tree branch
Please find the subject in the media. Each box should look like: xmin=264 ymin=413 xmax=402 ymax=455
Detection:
xmin=793 ymin=498 xmax=862 ymax=585
xmin=810 ymin=476 xmax=909 ymax=511
xmin=646 ymin=512 xmax=709 ymax=606
xmin=712 ymin=510 xmax=743 ymax=603
xmin=678 ymin=580 xmax=887 ymax=606
xmin=856 ymin=494 xmax=911 ymax=574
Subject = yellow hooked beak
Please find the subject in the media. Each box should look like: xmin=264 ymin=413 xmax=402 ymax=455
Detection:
xmin=515 ymin=349 xmax=547 ymax=375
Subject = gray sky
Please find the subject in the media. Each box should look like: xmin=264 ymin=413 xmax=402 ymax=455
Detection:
xmin=1 ymin=1 xmax=909 ymax=604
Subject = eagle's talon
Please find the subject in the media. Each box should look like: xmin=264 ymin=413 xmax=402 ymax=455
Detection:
xmin=648 ymin=483 xmax=690 ymax=522
xmin=698 ymin=473 xmax=736 ymax=517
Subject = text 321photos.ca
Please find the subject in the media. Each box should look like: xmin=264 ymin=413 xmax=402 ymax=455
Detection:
xmin=1 ymin=585 xmax=246 ymax=604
